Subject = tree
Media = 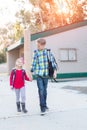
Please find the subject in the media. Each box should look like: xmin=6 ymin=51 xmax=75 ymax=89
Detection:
xmin=1 ymin=0 xmax=86 ymax=51
xmin=81 ymin=0 xmax=87 ymax=20
xmin=14 ymin=21 xmax=24 ymax=41
xmin=14 ymin=0 xmax=86 ymax=36
xmin=64 ymin=0 xmax=85 ymax=23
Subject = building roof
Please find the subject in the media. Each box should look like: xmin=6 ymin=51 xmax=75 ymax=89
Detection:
xmin=31 ymin=20 xmax=87 ymax=41
xmin=7 ymin=40 xmax=24 ymax=51
xmin=7 ymin=20 xmax=87 ymax=51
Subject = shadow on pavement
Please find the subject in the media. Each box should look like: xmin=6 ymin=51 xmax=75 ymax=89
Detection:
xmin=62 ymin=86 xmax=87 ymax=94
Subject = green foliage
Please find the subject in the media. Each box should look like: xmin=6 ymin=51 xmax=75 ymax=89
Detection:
xmin=14 ymin=21 xmax=24 ymax=41
xmin=22 ymin=0 xmax=86 ymax=33
xmin=0 ymin=0 xmax=86 ymax=50
xmin=0 ymin=50 xmax=6 ymax=63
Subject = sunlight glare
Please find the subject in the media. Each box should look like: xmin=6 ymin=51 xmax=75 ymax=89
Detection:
xmin=0 ymin=0 xmax=33 ymax=26
xmin=54 ymin=0 xmax=69 ymax=14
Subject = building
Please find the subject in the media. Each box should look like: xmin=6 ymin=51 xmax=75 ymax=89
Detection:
xmin=7 ymin=20 xmax=87 ymax=79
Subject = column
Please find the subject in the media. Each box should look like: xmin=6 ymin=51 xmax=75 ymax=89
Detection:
xmin=24 ymin=29 xmax=31 ymax=77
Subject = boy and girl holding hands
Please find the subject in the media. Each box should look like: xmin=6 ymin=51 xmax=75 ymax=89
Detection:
xmin=10 ymin=38 xmax=57 ymax=114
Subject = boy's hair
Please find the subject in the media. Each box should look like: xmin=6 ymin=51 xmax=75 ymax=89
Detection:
xmin=37 ymin=38 xmax=46 ymax=45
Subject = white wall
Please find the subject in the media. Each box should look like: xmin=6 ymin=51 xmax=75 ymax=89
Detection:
xmin=31 ymin=26 xmax=87 ymax=74
xmin=7 ymin=49 xmax=19 ymax=73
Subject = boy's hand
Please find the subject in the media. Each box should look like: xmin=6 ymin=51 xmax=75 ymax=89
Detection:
xmin=53 ymin=70 xmax=57 ymax=79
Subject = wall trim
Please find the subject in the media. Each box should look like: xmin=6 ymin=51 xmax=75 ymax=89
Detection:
xmin=33 ymin=72 xmax=87 ymax=79
xmin=57 ymin=72 xmax=87 ymax=79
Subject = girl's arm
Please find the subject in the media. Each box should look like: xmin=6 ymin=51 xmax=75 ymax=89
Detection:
xmin=24 ymin=72 xmax=32 ymax=81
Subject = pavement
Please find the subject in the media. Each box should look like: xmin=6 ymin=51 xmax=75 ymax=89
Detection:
xmin=0 ymin=63 xmax=8 ymax=74
xmin=0 ymin=75 xmax=87 ymax=130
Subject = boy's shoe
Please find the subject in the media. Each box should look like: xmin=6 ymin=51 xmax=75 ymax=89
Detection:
xmin=45 ymin=106 xmax=49 ymax=110
xmin=41 ymin=107 xmax=46 ymax=113
xmin=41 ymin=108 xmax=46 ymax=115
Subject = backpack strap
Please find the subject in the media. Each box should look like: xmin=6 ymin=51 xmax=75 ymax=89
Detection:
xmin=22 ymin=69 xmax=25 ymax=79
xmin=47 ymin=49 xmax=51 ymax=60
xmin=12 ymin=68 xmax=16 ymax=77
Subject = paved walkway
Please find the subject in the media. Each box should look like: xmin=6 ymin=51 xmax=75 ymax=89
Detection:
xmin=0 ymin=75 xmax=87 ymax=130
xmin=0 ymin=63 xmax=8 ymax=73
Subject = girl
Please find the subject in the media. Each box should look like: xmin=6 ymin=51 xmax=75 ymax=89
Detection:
xmin=10 ymin=58 xmax=32 ymax=113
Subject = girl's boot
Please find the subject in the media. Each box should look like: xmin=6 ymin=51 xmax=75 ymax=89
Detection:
xmin=21 ymin=103 xmax=28 ymax=113
xmin=16 ymin=102 xmax=21 ymax=112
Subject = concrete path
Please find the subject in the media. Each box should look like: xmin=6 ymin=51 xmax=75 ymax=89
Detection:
xmin=0 ymin=75 xmax=87 ymax=130
xmin=0 ymin=63 xmax=8 ymax=73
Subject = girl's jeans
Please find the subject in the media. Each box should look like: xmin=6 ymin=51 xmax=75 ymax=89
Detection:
xmin=15 ymin=87 xmax=26 ymax=103
xmin=37 ymin=76 xmax=48 ymax=109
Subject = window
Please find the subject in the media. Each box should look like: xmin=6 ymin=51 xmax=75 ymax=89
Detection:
xmin=60 ymin=48 xmax=77 ymax=62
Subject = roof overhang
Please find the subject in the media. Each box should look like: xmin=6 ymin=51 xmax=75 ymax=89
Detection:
xmin=7 ymin=20 xmax=87 ymax=52
xmin=31 ymin=20 xmax=87 ymax=41
xmin=7 ymin=40 xmax=23 ymax=51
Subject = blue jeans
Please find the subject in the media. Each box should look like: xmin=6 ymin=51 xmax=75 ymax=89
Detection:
xmin=37 ymin=76 xmax=48 ymax=109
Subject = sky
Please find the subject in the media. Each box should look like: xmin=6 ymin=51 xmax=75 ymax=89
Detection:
xmin=0 ymin=0 xmax=19 ymax=26
xmin=0 ymin=0 xmax=31 ymax=27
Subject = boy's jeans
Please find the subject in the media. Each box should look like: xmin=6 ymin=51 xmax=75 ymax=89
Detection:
xmin=37 ymin=76 xmax=48 ymax=109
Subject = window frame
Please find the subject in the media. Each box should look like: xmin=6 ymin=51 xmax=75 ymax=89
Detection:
xmin=59 ymin=48 xmax=77 ymax=62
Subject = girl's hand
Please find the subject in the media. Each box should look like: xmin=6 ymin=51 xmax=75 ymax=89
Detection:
xmin=30 ymin=77 xmax=33 ymax=81
xmin=10 ymin=86 xmax=14 ymax=90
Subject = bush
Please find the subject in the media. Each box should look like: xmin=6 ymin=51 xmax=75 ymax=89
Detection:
xmin=0 ymin=50 xmax=6 ymax=63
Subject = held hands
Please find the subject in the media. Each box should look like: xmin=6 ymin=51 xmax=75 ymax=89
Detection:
xmin=30 ymin=77 xmax=33 ymax=81
xmin=29 ymin=72 xmax=33 ymax=81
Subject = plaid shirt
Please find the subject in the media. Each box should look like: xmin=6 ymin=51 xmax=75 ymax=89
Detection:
xmin=31 ymin=49 xmax=57 ymax=77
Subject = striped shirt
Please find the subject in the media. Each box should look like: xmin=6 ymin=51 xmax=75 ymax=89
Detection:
xmin=31 ymin=49 xmax=57 ymax=77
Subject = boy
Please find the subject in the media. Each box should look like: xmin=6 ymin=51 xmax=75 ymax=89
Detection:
xmin=31 ymin=38 xmax=57 ymax=113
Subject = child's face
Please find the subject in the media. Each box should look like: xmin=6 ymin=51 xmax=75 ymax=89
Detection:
xmin=18 ymin=60 xmax=23 ymax=67
xmin=37 ymin=42 xmax=45 ymax=50
xmin=16 ymin=59 xmax=23 ymax=68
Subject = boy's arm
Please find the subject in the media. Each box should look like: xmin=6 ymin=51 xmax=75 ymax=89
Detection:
xmin=31 ymin=50 xmax=37 ymax=72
